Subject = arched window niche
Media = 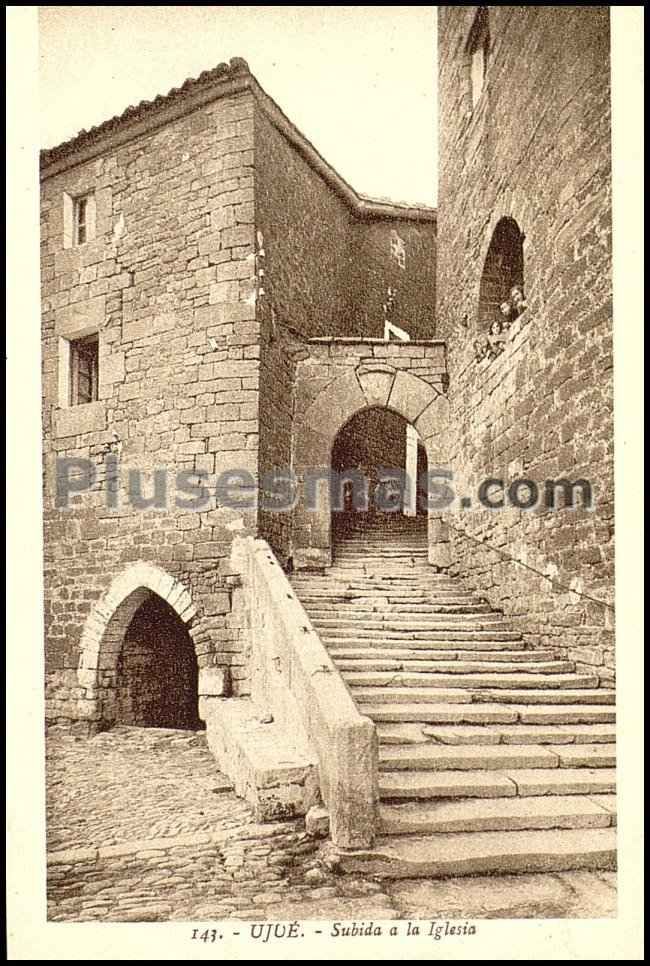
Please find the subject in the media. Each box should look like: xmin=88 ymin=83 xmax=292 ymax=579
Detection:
xmin=474 ymin=217 xmax=527 ymax=362
xmin=478 ymin=218 xmax=525 ymax=324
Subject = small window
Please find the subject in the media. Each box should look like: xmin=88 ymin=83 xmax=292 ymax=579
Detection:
xmin=467 ymin=7 xmax=490 ymax=108
xmin=74 ymin=194 xmax=91 ymax=246
xmin=69 ymin=334 xmax=99 ymax=405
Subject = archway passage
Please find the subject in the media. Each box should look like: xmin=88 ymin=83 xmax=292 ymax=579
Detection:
xmin=330 ymin=406 xmax=428 ymax=544
xmin=478 ymin=216 xmax=524 ymax=329
xmin=114 ymin=594 xmax=202 ymax=730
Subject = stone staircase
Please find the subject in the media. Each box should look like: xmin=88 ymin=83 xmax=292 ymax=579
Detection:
xmin=291 ymin=517 xmax=616 ymax=877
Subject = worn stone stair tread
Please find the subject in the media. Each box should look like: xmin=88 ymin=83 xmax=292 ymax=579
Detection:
xmin=379 ymin=795 xmax=616 ymax=835
xmin=335 ymin=658 xmax=574 ymax=675
xmin=351 ymin=686 xmax=610 ymax=707
xmin=342 ymin=671 xmax=596 ymax=690
xmin=353 ymin=687 xmax=474 ymax=705
xmin=589 ymin=794 xmax=618 ymax=824
xmin=547 ymin=744 xmax=617 ymax=767
xmin=294 ymin=589 xmax=478 ymax=601
xmin=322 ymin=635 xmax=526 ymax=651
xmin=506 ymin=768 xmax=616 ymax=796
xmin=354 ymin=688 xmax=476 ymax=705
xmin=335 ymin=828 xmax=617 ymax=878
xmin=328 ymin=647 xmax=555 ymax=663
xmin=313 ymin=617 xmax=510 ymax=630
xmin=361 ymin=703 xmax=615 ymax=724
xmin=379 ymin=769 xmax=518 ymax=798
xmin=379 ymin=743 xmax=560 ymax=771
xmin=417 ymin=723 xmax=616 ymax=745
xmin=470 ymin=689 xmax=615 ymax=706
xmin=308 ymin=606 xmax=494 ymax=617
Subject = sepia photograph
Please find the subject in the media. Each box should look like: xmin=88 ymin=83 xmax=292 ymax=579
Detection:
xmin=6 ymin=3 xmax=645 ymax=958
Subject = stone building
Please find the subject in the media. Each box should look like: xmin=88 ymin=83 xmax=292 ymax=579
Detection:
xmin=41 ymin=7 xmax=615 ymax=874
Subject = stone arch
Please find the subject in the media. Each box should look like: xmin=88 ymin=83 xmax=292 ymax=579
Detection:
xmin=477 ymin=216 xmax=525 ymax=330
xmin=76 ymin=561 xmax=197 ymax=728
xmin=292 ymin=365 xmax=451 ymax=569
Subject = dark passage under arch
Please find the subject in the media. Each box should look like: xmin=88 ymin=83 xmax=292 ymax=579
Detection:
xmin=114 ymin=594 xmax=202 ymax=730
xmin=330 ymin=406 xmax=428 ymax=542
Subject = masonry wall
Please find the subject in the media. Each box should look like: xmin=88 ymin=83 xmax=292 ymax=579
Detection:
xmin=436 ymin=6 xmax=614 ymax=678
xmin=41 ymin=90 xmax=260 ymax=725
xmin=254 ymin=106 xmax=437 ymax=564
xmin=255 ymin=108 xmax=353 ymax=339
xmin=348 ymin=218 xmax=437 ymax=340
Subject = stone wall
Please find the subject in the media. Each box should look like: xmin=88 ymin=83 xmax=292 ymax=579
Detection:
xmin=348 ymin=218 xmax=437 ymax=340
xmin=255 ymin=109 xmax=352 ymax=338
xmin=41 ymin=89 xmax=260 ymax=725
xmin=436 ymin=7 xmax=614 ymax=677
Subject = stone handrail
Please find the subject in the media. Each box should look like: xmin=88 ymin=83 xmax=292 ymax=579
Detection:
xmin=231 ymin=536 xmax=377 ymax=848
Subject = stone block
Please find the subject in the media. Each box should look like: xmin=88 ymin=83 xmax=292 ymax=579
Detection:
xmin=55 ymin=295 xmax=106 ymax=338
xmin=305 ymin=805 xmax=330 ymax=838
xmin=199 ymin=667 xmax=231 ymax=698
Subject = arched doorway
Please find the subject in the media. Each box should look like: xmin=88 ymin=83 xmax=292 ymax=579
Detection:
xmin=114 ymin=594 xmax=202 ymax=730
xmin=330 ymin=406 xmax=428 ymax=544
xmin=292 ymin=365 xmax=451 ymax=570
xmin=77 ymin=562 xmax=202 ymax=731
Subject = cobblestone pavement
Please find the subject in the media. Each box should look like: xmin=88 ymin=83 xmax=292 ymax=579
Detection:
xmin=46 ymin=727 xmax=616 ymax=922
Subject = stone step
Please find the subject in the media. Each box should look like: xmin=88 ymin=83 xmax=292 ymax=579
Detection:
xmin=334 ymin=828 xmax=617 ymax=878
xmin=379 ymin=767 xmax=616 ymax=800
xmin=334 ymin=658 xmax=575 ymax=675
xmin=328 ymin=647 xmax=555 ymax=663
xmin=352 ymin=687 xmax=608 ymax=707
xmin=545 ymin=744 xmax=617 ymax=768
xmin=343 ymin=671 xmax=596 ymax=690
xmin=379 ymin=743 xmax=562 ymax=771
xmin=507 ymin=768 xmax=617 ymax=797
xmin=313 ymin=616 xmax=508 ymax=630
xmin=379 ymin=769 xmax=518 ymax=799
xmin=297 ymin=594 xmax=480 ymax=605
xmin=319 ymin=627 xmax=523 ymax=641
xmin=292 ymin=582 xmax=475 ymax=593
xmin=514 ymin=705 xmax=616 ymax=724
xmin=332 ymin=551 xmax=430 ymax=558
xmin=322 ymin=575 xmax=465 ymax=586
xmin=469 ymin=689 xmax=614 ymax=706
xmin=405 ymin=723 xmax=617 ymax=746
xmin=322 ymin=635 xmax=527 ymax=651
xmin=360 ymin=703 xmax=616 ymax=725
xmin=297 ymin=587 xmax=479 ymax=600
xmin=306 ymin=604 xmax=493 ymax=616
xmin=379 ymin=794 xmax=617 ymax=835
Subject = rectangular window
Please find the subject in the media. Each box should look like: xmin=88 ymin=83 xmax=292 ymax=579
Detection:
xmin=74 ymin=194 xmax=92 ymax=246
xmin=69 ymin=334 xmax=99 ymax=405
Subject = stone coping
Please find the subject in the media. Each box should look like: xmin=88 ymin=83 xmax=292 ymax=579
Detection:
xmin=233 ymin=537 xmax=378 ymax=849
